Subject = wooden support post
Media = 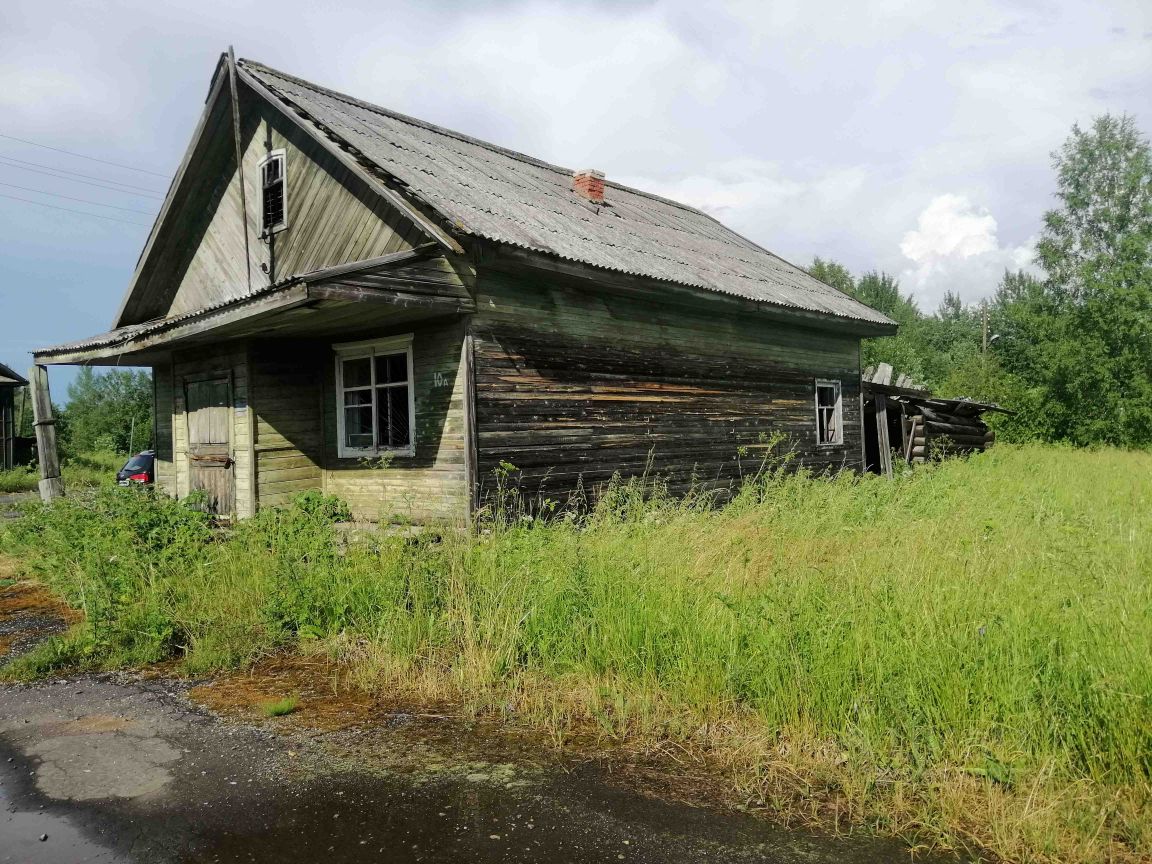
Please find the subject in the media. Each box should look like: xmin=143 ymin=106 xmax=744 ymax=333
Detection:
xmin=875 ymin=392 xmax=893 ymax=478
xmin=29 ymin=365 xmax=63 ymax=502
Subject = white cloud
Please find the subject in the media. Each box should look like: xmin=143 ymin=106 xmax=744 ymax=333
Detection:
xmin=899 ymin=194 xmax=1036 ymax=306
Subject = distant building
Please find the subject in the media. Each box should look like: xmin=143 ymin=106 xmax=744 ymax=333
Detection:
xmin=0 ymin=362 xmax=28 ymax=470
xmin=34 ymin=54 xmax=895 ymax=520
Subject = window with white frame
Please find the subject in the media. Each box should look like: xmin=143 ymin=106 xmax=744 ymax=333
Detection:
xmin=335 ymin=336 xmax=415 ymax=457
xmin=815 ymin=379 xmax=843 ymax=446
xmin=259 ymin=149 xmax=286 ymax=236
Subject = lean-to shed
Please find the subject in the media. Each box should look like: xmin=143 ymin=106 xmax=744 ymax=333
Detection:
xmin=33 ymin=53 xmax=895 ymax=520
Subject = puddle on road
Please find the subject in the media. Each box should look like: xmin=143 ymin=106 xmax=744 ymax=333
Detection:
xmin=0 ymin=777 xmax=124 ymax=864
xmin=1 ymin=740 xmax=953 ymax=864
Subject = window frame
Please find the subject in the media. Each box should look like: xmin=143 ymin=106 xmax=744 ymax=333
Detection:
xmin=258 ymin=148 xmax=288 ymax=237
xmin=814 ymin=378 xmax=844 ymax=447
xmin=334 ymin=335 xmax=416 ymax=459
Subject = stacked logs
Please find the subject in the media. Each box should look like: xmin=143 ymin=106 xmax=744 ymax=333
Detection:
xmin=907 ymin=406 xmax=995 ymax=463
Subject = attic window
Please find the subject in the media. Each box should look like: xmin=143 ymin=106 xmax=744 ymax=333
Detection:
xmin=815 ymin=379 xmax=843 ymax=446
xmin=259 ymin=149 xmax=286 ymax=236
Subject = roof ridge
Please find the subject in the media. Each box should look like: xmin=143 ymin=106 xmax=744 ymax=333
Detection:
xmin=237 ymin=58 xmax=717 ymax=220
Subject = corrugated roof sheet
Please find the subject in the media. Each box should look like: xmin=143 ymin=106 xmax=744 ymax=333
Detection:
xmin=240 ymin=60 xmax=894 ymax=328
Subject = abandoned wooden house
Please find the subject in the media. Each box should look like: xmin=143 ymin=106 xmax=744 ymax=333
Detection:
xmin=0 ymin=362 xmax=28 ymax=471
xmin=32 ymin=53 xmax=896 ymax=521
xmin=862 ymin=363 xmax=1006 ymax=475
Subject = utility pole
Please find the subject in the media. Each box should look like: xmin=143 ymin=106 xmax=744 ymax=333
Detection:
xmin=29 ymin=365 xmax=63 ymax=502
xmin=981 ymin=301 xmax=989 ymax=358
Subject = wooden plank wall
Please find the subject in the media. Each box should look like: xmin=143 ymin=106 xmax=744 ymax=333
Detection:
xmin=129 ymin=92 xmax=425 ymax=324
xmin=471 ymin=272 xmax=863 ymax=506
xmin=170 ymin=347 xmax=253 ymax=518
xmin=251 ymin=342 xmax=324 ymax=507
xmin=322 ymin=320 xmax=469 ymax=523
xmin=152 ymin=362 xmax=177 ymax=496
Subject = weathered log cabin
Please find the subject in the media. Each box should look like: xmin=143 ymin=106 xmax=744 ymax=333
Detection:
xmin=0 ymin=363 xmax=27 ymax=471
xmin=862 ymin=364 xmax=1007 ymax=475
xmin=33 ymin=53 xmax=895 ymax=521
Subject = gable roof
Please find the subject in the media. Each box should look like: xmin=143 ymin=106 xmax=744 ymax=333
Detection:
xmin=237 ymin=59 xmax=894 ymax=329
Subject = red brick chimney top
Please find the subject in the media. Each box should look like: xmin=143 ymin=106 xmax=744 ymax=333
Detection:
xmin=572 ymin=169 xmax=605 ymax=204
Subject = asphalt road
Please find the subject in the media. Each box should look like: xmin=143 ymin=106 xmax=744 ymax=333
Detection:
xmin=0 ymin=674 xmax=953 ymax=864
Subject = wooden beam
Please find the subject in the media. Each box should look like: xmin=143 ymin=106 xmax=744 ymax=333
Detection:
xmin=37 ymin=285 xmax=311 ymax=365
xmin=227 ymin=46 xmax=253 ymax=294
xmin=29 ymin=365 xmax=63 ymax=502
xmin=462 ymin=330 xmax=478 ymax=521
xmin=306 ymin=284 xmax=475 ymax=313
xmin=295 ymin=245 xmax=437 ymax=283
xmin=874 ymin=392 xmax=892 ymax=479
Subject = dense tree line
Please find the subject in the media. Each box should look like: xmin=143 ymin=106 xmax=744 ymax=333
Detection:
xmin=814 ymin=114 xmax=1152 ymax=447
xmin=13 ymin=368 xmax=154 ymax=457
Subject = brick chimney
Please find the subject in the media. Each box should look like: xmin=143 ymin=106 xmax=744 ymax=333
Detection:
xmin=572 ymin=169 xmax=605 ymax=203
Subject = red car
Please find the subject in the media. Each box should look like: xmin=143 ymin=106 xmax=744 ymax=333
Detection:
xmin=116 ymin=451 xmax=155 ymax=486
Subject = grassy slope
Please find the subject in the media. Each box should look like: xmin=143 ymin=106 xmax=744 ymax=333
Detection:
xmin=2 ymin=445 xmax=1149 ymax=862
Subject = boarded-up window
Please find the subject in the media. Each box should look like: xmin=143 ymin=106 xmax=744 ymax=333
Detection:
xmin=335 ymin=335 xmax=414 ymax=457
xmin=815 ymin=379 xmax=843 ymax=446
xmin=259 ymin=150 xmax=286 ymax=235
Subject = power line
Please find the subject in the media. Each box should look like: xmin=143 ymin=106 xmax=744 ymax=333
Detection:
xmin=0 ymin=155 xmax=166 ymax=196
xmin=0 ymin=132 xmax=170 ymax=178
xmin=0 ymin=158 xmax=165 ymax=200
xmin=0 ymin=192 xmax=151 ymax=226
xmin=0 ymin=181 xmax=156 ymax=215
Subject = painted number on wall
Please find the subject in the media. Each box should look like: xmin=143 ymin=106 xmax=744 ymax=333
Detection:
xmin=433 ymin=371 xmax=451 ymax=389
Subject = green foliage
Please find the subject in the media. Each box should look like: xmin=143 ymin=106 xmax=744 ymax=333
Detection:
xmin=0 ymin=451 xmax=123 ymax=494
xmin=1031 ymin=115 xmax=1152 ymax=446
xmin=62 ymin=368 xmax=153 ymax=455
xmin=809 ymin=114 xmax=1152 ymax=449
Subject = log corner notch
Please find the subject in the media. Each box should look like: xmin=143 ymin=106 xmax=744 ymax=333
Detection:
xmin=29 ymin=364 xmax=63 ymax=502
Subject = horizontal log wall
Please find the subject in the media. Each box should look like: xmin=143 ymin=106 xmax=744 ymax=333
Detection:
xmin=471 ymin=271 xmax=863 ymax=506
xmin=251 ymin=342 xmax=324 ymax=507
xmin=322 ymin=319 xmax=469 ymax=523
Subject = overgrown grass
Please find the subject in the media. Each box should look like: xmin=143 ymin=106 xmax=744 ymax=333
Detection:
xmin=1 ymin=445 xmax=1149 ymax=862
xmin=0 ymin=451 xmax=123 ymax=494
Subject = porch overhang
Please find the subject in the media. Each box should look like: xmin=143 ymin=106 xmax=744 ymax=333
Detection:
xmin=34 ymin=249 xmax=475 ymax=367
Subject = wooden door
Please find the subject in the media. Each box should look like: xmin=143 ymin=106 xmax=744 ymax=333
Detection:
xmin=185 ymin=378 xmax=234 ymax=515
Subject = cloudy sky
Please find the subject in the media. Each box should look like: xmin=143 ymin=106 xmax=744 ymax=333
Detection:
xmin=1 ymin=0 xmax=1149 ymax=393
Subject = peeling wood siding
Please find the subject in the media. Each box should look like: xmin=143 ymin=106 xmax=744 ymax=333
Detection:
xmin=131 ymin=92 xmax=424 ymax=324
xmin=322 ymin=320 xmax=469 ymax=524
xmin=170 ymin=347 xmax=253 ymax=518
xmin=251 ymin=342 xmax=324 ymax=507
xmin=471 ymin=272 xmax=863 ymax=505
xmin=152 ymin=361 xmax=176 ymax=496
